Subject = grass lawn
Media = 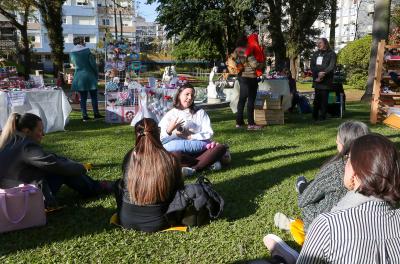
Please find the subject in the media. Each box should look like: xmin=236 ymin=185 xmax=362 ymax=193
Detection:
xmin=1 ymin=102 xmax=400 ymax=263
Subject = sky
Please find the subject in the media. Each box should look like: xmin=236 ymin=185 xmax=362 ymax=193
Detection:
xmin=136 ymin=1 xmax=158 ymax=22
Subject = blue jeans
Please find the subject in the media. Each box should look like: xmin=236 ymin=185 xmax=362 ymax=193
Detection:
xmin=79 ymin=90 xmax=100 ymax=117
xmin=163 ymin=139 xmax=207 ymax=154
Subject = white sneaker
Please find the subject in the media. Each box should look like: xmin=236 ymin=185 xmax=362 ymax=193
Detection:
xmin=263 ymin=234 xmax=299 ymax=264
xmin=181 ymin=167 xmax=196 ymax=177
xmin=210 ymin=161 xmax=222 ymax=171
xmin=274 ymin=212 xmax=293 ymax=231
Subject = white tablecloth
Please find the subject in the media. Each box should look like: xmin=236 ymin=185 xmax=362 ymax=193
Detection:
xmin=0 ymin=89 xmax=72 ymax=133
xmin=258 ymin=79 xmax=292 ymax=111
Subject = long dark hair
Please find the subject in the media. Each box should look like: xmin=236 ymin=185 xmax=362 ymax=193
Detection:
xmin=0 ymin=113 xmax=42 ymax=149
xmin=173 ymin=83 xmax=196 ymax=114
xmin=350 ymin=133 xmax=400 ymax=206
xmin=126 ymin=118 xmax=183 ymax=205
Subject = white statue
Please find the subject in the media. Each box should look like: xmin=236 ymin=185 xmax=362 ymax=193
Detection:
xmin=207 ymin=66 xmax=220 ymax=102
xmin=162 ymin=65 xmax=177 ymax=84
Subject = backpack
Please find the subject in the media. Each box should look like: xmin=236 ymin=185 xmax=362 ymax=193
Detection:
xmin=298 ymin=95 xmax=312 ymax=114
xmin=166 ymin=176 xmax=224 ymax=227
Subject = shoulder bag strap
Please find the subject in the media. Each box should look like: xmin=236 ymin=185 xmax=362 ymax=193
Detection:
xmin=0 ymin=190 xmax=29 ymax=224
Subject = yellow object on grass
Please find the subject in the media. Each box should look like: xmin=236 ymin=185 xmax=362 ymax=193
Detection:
xmin=289 ymin=218 xmax=306 ymax=246
xmin=383 ymin=114 xmax=400 ymax=130
xmin=109 ymin=213 xmax=188 ymax=232
xmin=83 ymin=162 xmax=93 ymax=171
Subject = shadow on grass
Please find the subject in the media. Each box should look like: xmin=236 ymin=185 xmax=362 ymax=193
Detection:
xmin=230 ymin=145 xmax=335 ymax=169
xmin=216 ymin=153 xmax=331 ymax=221
xmin=0 ymin=204 xmax=116 ymax=256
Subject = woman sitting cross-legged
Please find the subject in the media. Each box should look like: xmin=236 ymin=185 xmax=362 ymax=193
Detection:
xmin=0 ymin=113 xmax=114 ymax=208
xmin=115 ymin=118 xmax=224 ymax=232
xmin=158 ymin=83 xmax=229 ymax=174
xmin=264 ymin=133 xmax=400 ymax=264
xmin=274 ymin=120 xmax=369 ymax=246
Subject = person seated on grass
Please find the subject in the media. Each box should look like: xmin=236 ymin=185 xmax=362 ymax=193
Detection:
xmin=0 ymin=113 xmax=114 ymax=208
xmin=115 ymin=118 xmax=225 ymax=232
xmin=158 ymin=83 xmax=229 ymax=175
xmin=274 ymin=120 xmax=369 ymax=246
xmin=115 ymin=118 xmax=184 ymax=232
xmin=263 ymin=133 xmax=400 ymax=264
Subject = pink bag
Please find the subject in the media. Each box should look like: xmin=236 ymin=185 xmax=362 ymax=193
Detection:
xmin=0 ymin=184 xmax=46 ymax=233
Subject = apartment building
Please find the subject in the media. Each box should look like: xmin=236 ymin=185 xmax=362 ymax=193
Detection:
xmin=314 ymin=0 xmax=400 ymax=52
xmin=97 ymin=0 xmax=136 ymax=43
xmin=0 ymin=14 xmax=18 ymax=57
xmin=25 ymin=0 xmax=135 ymax=71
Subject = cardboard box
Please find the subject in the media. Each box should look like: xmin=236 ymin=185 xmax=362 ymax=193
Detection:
xmin=254 ymin=109 xmax=284 ymax=125
xmin=254 ymin=92 xmax=282 ymax=110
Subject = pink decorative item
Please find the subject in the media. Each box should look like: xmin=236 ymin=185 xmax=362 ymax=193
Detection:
xmin=0 ymin=184 xmax=46 ymax=233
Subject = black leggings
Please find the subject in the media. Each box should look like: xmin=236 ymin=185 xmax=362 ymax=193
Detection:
xmin=236 ymin=77 xmax=258 ymax=126
xmin=313 ymin=89 xmax=329 ymax=120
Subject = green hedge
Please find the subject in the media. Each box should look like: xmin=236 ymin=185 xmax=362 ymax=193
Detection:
xmin=338 ymin=35 xmax=372 ymax=90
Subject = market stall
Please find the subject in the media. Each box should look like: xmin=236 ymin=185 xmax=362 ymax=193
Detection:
xmin=0 ymin=67 xmax=71 ymax=133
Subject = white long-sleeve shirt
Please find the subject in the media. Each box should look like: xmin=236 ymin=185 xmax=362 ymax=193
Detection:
xmin=158 ymin=108 xmax=213 ymax=143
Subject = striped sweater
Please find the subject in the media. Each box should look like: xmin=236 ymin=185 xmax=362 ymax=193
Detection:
xmin=298 ymin=200 xmax=400 ymax=264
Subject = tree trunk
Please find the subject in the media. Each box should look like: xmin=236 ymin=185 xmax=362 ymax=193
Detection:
xmin=266 ymin=0 xmax=287 ymax=71
xmin=329 ymin=0 xmax=337 ymax=49
xmin=289 ymin=55 xmax=298 ymax=79
xmin=34 ymin=1 xmax=65 ymax=77
xmin=21 ymin=5 xmax=31 ymax=79
xmin=363 ymin=0 xmax=391 ymax=102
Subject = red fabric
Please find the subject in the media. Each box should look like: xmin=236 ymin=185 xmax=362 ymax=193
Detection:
xmin=245 ymin=33 xmax=266 ymax=63
xmin=245 ymin=34 xmax=265 ymax=77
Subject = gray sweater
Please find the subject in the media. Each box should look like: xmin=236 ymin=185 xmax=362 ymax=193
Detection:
xmin=298 ymin=158 xmax=347 ymax=230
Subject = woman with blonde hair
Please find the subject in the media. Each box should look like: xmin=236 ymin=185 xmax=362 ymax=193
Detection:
xmin=115 ymin=118 xmax=184 ymax=232
xmin=0 ymin=113 xmax=113 ymax=207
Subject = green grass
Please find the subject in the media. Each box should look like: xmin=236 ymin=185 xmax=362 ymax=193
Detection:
xmin=1 ymin=103 xmax=400 ymax=263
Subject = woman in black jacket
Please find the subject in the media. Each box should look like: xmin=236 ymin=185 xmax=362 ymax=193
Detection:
xmin=310 ymin=38 xmax=337 ymax=121
xmin=115 ymin=118 xmax=184 ymax=232
xmin=0 ymin=113 xmax=113 ymax=207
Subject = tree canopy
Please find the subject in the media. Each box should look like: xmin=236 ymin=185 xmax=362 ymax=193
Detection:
xmin=147 ymin=0 xmax=259 ymax=59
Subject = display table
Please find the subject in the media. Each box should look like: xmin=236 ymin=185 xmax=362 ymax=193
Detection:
xmin=258 ymin=79 xmax=291 ymax=111
xmin=0 ymin=89 xmax=72 ymax=133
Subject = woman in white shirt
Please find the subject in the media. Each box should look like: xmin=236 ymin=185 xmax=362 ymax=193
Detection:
xmin=159 ymin=83 xmax=228 ymax=172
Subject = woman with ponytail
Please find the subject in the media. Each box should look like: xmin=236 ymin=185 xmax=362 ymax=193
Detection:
xmin=0 ymin=113 xmax=113 ymax=207
xmin=115 ymin=118 xmax=184 ymax=232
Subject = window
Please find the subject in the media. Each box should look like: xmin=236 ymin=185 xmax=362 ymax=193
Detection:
xmin=76 ymin=16 xmax=95 ymax=25
xmin=76 ymin=0 xmax=88 ymax=6
xmin=102 ymin=19 xmax=110 ymax=26
xmin=62 ymin=16 xmax=67 ymax=24
xmin=84 ymin=36 xmax=90 ymax=43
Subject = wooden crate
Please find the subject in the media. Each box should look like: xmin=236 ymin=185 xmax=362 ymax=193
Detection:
xmin=254 ymin=93 xmax=282 ymax=110
xmin=254 ymin=109 xmax=284 ymax=125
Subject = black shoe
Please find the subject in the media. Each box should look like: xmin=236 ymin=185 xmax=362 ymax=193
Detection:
xmin=82 ymin=116 xmax=92 ymax=122
xmin=94 ymin=113 xmax=104 ymax=119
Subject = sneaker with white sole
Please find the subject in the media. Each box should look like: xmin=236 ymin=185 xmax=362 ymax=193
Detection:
xmin=210 ymin=161 xmax=222 ymax=171
xmin=295 ymin=176 xmax=307 ymax=194
xmin=181 ymin=167 xmax=196 ymax=177
xmin=274 ymin=212 xmax=293 ymax=231
xmin=263 ymin=234 xmax=299 ymax=264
